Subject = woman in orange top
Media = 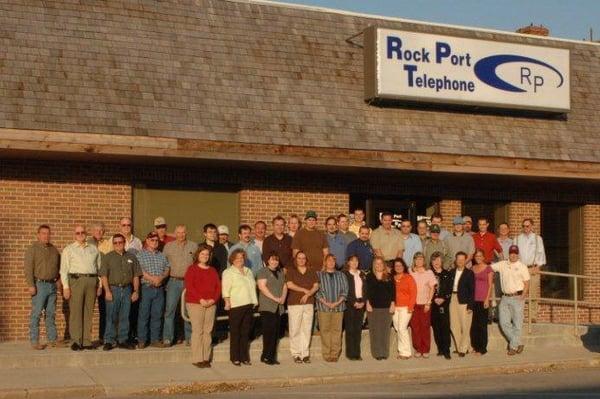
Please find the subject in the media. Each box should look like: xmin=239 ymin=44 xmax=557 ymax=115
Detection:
xmin=392 ymin=258 xmax=417 ymax=359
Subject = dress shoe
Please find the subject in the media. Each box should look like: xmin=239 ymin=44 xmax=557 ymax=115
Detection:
xmin=231 ymin=361 xmax=241 ymax=366
xmin=31 ymin=343 xmax=46 ymax=350
xmin=458 ymin=352 xmax=465 ymax=358
xmin=117 ymin=342 xmax=135 ymax=350
xmin=82 ymin=345 xmax=96 ymax=350
xmin=203 ymin=361 xmax=212 ymax=368
xmin=137 ymin=343 xmax=147 ymax=350
xmin=302 ymin=356 xmax=311 ymax=363
xmin=150 ymin=341 xmax=164 ymax=348
xmin=516 ymin=345 xmax=525 ymax=354
xmin=48 ymin=341 xmax=68 ymax=348
xmin=102 ymin=343 xmax=114 ymax=351
xmin=293 ymin=357 xmax=303 ymax=364
xmin=507 ymin=348 xmax=517 ymax=356
xmin=241 ymin=360 xmax=252 ymax=366
xmin=444 ymin=353 xmax=452 ymax=360
xmin=71 ymin=343 xmax=83 ymax=351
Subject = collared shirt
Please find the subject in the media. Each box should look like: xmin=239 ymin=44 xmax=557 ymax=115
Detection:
xmin=157 ymin=234 xmax=176 ymax=252
xmin=370 ymin=226 xmax=404 ymax=261
xmin=473 ymin=231 xmax=503 ymax=263
xmin=401 ymin=233 xmax=423 ymax=267
xmin=348 ymin=222 xmax=370 ymax=237
xmin=514 ymin=233 xmax=547 ymax=267
xmin=445 ymin=233 xmax=476 ymax=266
xmin=99 ymin=250 xmax=142 ymax=286
xmin=497 ymin=236 xmax=513 ymax=261
xmin=315 ymin=270 xmax=348 ymax=312
xmin=339 ymin=230 xmax=357 ymax=245
xmin=122 ymin=234 xmax=142 ymax=254
xmin=452 ymin=269 xmax=463 ymax=292
xmin=348 ymin=269 xmax=364 ymax=299
xmin=423 ymin=239 xmax=450 ymax=270
xmin=87 ymin=236 xmax=113 ymax=255
xmin=201 ymin=240 xmax=229 ymax=275
xmin=221 ymin=266 xmax=258 ymax=308
xmin=256 ymin=267 xmax=285 ymax=314
xmin=262 ymin=234 xmax=293 ymax=269
xmin=136 ymin=249 xmax=170 ymax=285
xmin=24 ymin=241 xmax=60 ymax=286
xmin=491 ymin=260 xmax=531 ymax=294
xmin=229 ymin=240 xmax=264 ymax=275
xmin=345 ymin=238 xmax=374 ymax=272
xmin=438 ymin=228 xmax=451 ymax=241
xmin=60 ymin=242 xmax=101 ymax=288
xmin=163 ymin=240 xmax=198 ymax=278
xmin=254 ymin=239 xmax=264 ymax=254
xmin=326 ymin=232 xmax=348 ymax=269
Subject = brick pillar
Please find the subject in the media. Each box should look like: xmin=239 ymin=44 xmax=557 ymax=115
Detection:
xmin=239 ymin=189 xmax=349 ymax=232
xmin=582 ymin=205 xmax=600 ymax=311
xmin=507 ymin=202 xmax=541 ymax=237
xmin=438 ymin=200 xmax=461 ymax=232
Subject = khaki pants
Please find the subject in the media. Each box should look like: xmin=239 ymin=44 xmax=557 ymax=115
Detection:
xmin=69 ymin=276 xmax=98 ymax=346
xmin=529 ymin=273 xmax=541 ymax=321
xmin=317 ymin=311 xmax=343 ymax=360
xmin=450 ymin=293 xmax=472 ymax=354
xmin=288 ymin=304 xmax=314 ymax=358
xmin=392 ymin=307 xmax=412 ymax=357
xmin=186 ymin=303 xmax=216 ymax=363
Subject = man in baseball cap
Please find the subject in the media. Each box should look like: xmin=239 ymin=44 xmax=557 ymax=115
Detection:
xmin=153 ymin=217 xmax=175 ymax=252
xmin=217 ymin=225 xmax=233 ymax=251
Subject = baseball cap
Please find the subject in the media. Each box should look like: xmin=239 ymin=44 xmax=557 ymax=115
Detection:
xmin=463 ymin=216 xmax=473 ymax=223
xmin=154 ymin=216 xmax=167 ymax=227
xmin=217 ymin=225 xmax=229 ymax=235
xmin=509 ymin=245 xmax=519 ymax=254
xmin=430 ymin=224 xmax=441 ymax=234
xmin=146 ymin=231 xmax=159 ymax=239
xmin=305 ymin=210 xmax=318 ymax=220
xmin=453 ymin=216 xmax=464 ymax=225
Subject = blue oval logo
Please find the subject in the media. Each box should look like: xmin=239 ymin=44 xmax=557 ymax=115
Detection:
xmin=474 ymin=54 xmax=564 ymax=92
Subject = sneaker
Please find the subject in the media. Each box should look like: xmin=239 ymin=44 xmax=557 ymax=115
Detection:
xmin=293 ymin=357 xmax=303 ymax=364
xmin=516 ymin=345 xmax=525 ymax=354
xmin=71 ymin=343 xmax=83 ymax=351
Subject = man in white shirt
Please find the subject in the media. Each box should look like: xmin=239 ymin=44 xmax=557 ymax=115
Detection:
xmin=514 ymin=218 xmax=546 ymax=321
xmin=253 ymin=221 xmax=267 ymax=254
xmin=118 ymin=217 xmax=142 ymax=254
xmin=491 ymin=245 xmax=530 ymax=356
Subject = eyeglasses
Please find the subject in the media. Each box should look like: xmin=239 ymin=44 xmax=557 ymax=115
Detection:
xmin=75 ymin=231 xmax=86 ymax=235
xmin=113 ymin=240 xmax=125 ymax=245
xmin=121 ymin=224 xmax=131 ymax=227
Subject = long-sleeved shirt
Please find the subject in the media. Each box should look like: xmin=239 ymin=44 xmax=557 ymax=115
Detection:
xmin=393 ymin=273 xmax=417 ymax=311
xmin=221 ymin=266 xmax=258 ymax=308
xmin=163 ymin=239 xmax=198 ymax=278
xmin=122 ymin=234 xmax=142 ymax=253
xmin=136 ymin=249 xmax=170 ymax=285
xmin=184 ymin=263 xmax=221 ymax=304
xmin=365 ymin=273 xmax=395 ymax=309
xmin=229 ymin=240 xmax=263 ymax=275
xmin=262 ymin=234 xmax=293 ymax=269
xmin=423 ymin=239 xmax=450 ymax=270
xmin=345 ymin=238 xmax=374 ymax=272
xmin=60 ymin=242 xmax=101 ymax=288
xmin=401 ymin=233 xmax=423 ymax=267
xmin=326 ymin=232 xmax=348 ymax=269
xmin=24 ymin=241 xmax=60 ymax=286
xmin=315 ymin=270 xmax=348 ymax=312
xmin=514 ymin=233 xmax=547 ymax=267
xmin=472 ymin=232 xmax=503 ymax=263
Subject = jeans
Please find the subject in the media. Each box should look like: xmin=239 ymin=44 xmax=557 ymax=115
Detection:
xmin=137 ymin=285 xmax=165 ymax=344
xmin=104 ymin=285 xmax=132 ymax=344
xmin=163 ymin=279 xmax=191 ymax=343
xmin=499 ymin=295 xmax=524 ymax=350
xmin=29 ymin=281 xmax=57 ymax=344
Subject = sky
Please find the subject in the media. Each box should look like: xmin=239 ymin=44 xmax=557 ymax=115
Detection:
xmin=275 ymin=0 xmax=599 ymax=41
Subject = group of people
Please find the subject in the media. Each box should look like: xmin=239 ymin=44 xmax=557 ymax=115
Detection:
xmin=25 ymin=208 xmax=546 ymax=368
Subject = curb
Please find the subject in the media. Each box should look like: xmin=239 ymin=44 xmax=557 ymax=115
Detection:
xmin=0 ymin=385 xmax=104 ymax=399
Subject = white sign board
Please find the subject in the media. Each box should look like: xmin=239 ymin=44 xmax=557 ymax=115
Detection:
xmin=364 ymin=27 xmax=570 ymax=112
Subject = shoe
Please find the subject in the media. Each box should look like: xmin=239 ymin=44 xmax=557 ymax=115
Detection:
xmin=161 ymin=340 xmax=172 ymax=348
xmin=397 ymin=355 xmax=410 ymax=360
xmin=414 ymin=352 xmax=422 ymax=358
xmin=185 ymin=340 xmax=191 ymax=347
xmin=117 ymin=342 xmax=136 ymax=350
xmin=82 ymin=345 xmax=96 ymax=350
xmin=507 ymin=348 xmax=517 ymax=356
xmin=204 ymin=361 xmax=212 ymax=368
xmin=150 ymin=341 xmax=163 ymax=348
xmin=516 ymin=345 xmax=525 ymax=354
xmin=241 ymin=360 xmax=252 ymax=366
xmin=422 ymin=353 xmax=430 ymax=359
xmin=458 ymin=352 xmax=465 ymax=358
xmin=302 ymin=356 xmax=311 ymax=363
xmin=48 ymin=341 xmax=68 ymax=348
xmin=137 ymin=343 xmax=147 ymax=350
xmin=193 ymin=362 xmax=203 ymax=368
xmin=294 ymin=357 xmax=303 ymax=364
xmin=71 ymin=343 xmax=83 ymax=351
xmin=232 ymin=361 xmax=241 ymax=366
xmin=444 ymin=353 xmax=452 ymax=360
xmin=31 ymin=343 xmax=46 ymax=350
xmin=436 ymin=352 xmax=443 ymax=357
xmin=102 ymin=343 xmax=114 ymax=351
xmin=331 ymin=357 xmax=339 ymax=362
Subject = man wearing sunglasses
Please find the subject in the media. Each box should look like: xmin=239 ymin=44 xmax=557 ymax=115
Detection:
xmin=60 ymin=225 xmax=102 ymax=351
xmin=99 ymin=234 xmax=142 ymax=351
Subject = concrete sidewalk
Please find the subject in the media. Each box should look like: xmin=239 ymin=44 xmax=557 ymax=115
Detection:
xmin=0 ymin=344 xmax=598 ymax=398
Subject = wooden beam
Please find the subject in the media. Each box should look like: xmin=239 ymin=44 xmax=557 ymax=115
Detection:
xmin=0 ymin=128 xmax=599 ymax=180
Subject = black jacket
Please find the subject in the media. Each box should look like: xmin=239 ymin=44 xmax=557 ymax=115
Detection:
xmin=432 ymin=268 xmax=453 ymax=305
xmin=343 ymin=270 xmax=367 ymax=307
xmin=202 ymin=241 xmax=228 ymax=277
xmin=449 ymin=268 xmax=475 ymax=310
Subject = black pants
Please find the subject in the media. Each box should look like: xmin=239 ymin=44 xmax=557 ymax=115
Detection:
xmin=471 ymin=301 xmax=489 ymax=354
xmin=260 ymin=309 xmax=281 ymax=361
xmin=344 ymin=305 xmax=364 ymax=359
xmin=431 ymin=302 xmax=450 ymax=355
xmin=229 ymin=304 xmax=254 ymax=362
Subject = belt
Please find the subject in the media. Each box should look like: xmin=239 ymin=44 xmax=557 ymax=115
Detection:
xmin=503 ymin=291 xmax=523 ymax=297
xmin=35 ymin=278 xmax=57 ymax=283
xmin=169 ymin=276 xmax=185 ymax=280
xmin=527 ymin=265 xmax=535 ymax=268
xmin=68 ymin=273 xmax=98 ymax=279
xmin=110 ymin=283 xmax=132 ymax=288
xmin=452 ymin=291 xmax=458 ymax=294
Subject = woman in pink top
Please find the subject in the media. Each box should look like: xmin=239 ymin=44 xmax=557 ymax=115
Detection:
xmin=470 ymin=249 xmax=494 ymax=355
xmin=409 ymin=252 xmax=437 ymax=358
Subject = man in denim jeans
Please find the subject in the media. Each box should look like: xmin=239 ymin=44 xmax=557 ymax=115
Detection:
xmin=491 ymin=245 xmax=530 ymax=356
xmin=162 ymin=225 xmax=197 ymax=347
xmin=100 ymin=234 xmax=142 ymax=351
xmin=24 ymin=224 xmax=61 ymax=350
xmin=136 ymin=232 xmax=170 ymax=349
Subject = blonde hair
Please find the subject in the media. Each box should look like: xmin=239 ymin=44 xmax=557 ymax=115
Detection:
xmin=371 ymin=256 xmax=390 ymax=281
xmin=412 ymin=251 xmax=429 ymax=270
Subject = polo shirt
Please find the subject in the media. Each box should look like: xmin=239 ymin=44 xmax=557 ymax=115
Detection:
xmin=87 ymin=237 xmax=113 ymax=255
xmin=401 ymin=233 xmax=423 ymax=267
xmin=221 ymin=266 xmax=257 ymax=308
xmin=423 ymin=239 xmax=450 ymax=270
xmin=60 ymin=242 xmax=101 ymax=288
xmin=345 ymin=238 xmax=374 ymax=272
xmin=99 ymin=250 xmax=142 ymax=286
xmin=491 ymin=260 xmax=531 ymax=294
xmin=473 ymin=232 xmax=503 ymax=263
xmin=262 ymin=234 xmax=293 ymax=268
xmin=445 ymin=233 xmax=476 ymax=266
xmin=285 ymin=266 xmax=318 ymax=305
xmin=497 ymin=237 xmax=513 ymax=261
xmin=326 ymin=232 xmax=348 ymax=269
xmin=348 ymin=222 xmax=370 ymax=237
xmin=370 ymin=226 xmax=404 ymax=261
xmin=229 ymin=240 xmax=263 ymax=275
xmin=24 ymin=241 xmax=60 ymax=286
xmin=291 ymin=228 xmax=328 ymax=270
xmin=315 ymin=270 xmax=348 ymax=312
xmin=163 ymin=239 xmax=198 ymax=278
xmin=136 ymin=249 xmax=170 ymax=285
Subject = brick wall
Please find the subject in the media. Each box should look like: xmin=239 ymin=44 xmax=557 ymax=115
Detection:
xmin=438 ymin=200 xmax=461 ymax=231
xmin=582 ymin=205 xmax=600 ymax=303
xmin=239 ymin=189 xmax=349 ymax=232
xmin=508 ymin=202 xmax=541 ymax=237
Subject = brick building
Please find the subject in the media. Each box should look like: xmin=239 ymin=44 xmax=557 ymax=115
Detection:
xmin=0 ymin=0 xmax=599 ymax=341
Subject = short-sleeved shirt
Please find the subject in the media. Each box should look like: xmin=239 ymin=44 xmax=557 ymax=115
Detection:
xmin=136 ymin=249 xmax=170 ymax=285
xmin=409 ymin=269 xmax=437 ymax=305
xmin=473 ymin=232 xmax=503 ymax=263
xmin=491 ymin=260 xmax=530 ymax=295
xmin=163 ymin=240 xmax=198 ymax=278
xmin=370 ymin=226 xmax=404 ymax=261
xmin=291 ymin=228 xmax=328 ymax=270
xmin=99 ymin=250 xmax=142 ymax=286
xmin=256 ymin=267 xmax=285 ymax=314
xmin=445 ymin=233 xmax=476 ymax=266
xmin=262 ymin=234 xmax=293 ymax=269
xmin=285 ymin=266 xmax=318 ymax=305
xmin=473 ymin=265 xmax=494 ymax=301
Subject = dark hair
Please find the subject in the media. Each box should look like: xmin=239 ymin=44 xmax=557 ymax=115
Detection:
xmin=238 ymin=224 xmax=252 ymax=234
xmin=322 ymin=253 xmax=337 ymax=271
xmin=497 ymin=222 xmax=509 ymax=229
xmin=344 ymin=255 xmax=359 ymax=271
xmin=203 ymin=223 xmax=217 ymax=233
xmin=381 ymin=211 xmax=394 ymax=219
xmin=228 ymin=248 xmax=246 ymax=265
xmin=337 ymin=213 xmax=348 ymax=220
xmin=477 ymin=217 xmax=489 ymax=223
xmin=431 ymin=213 xmax=443 ymax=221
xmin=359 ymin=225 xmax=370 ymax=232
xmin=429 ymin=251 xmax=443 ymax=267
xmin=272 ymin=215 xmax=286 ymax=224
xmin=293 ymin=251 xmax=308 ymax=268
xmin=112 ymin=233 xmax=125 ymax=243
xmin=194 ymin=244 xmax=214 ymax=264
xmin=254 ymin=220 xmax=267 ymax=228
xmin=37 ymin=224 xmax=51 ymax=233
xmin=353 ymin=208 xmax=365 ymax=213
xmin=522 ymin=218 xmax=535 ymax=225
xmin=266 ymin=252 xmax=280 ymax=262
xmin=325 ymin=215 xmax=337 ymax=225
xmin=288 ymin=214 xmax=300 ymax=220
xmin=474 ymin=248 xmax=486 ymax=261
xmin=391 ymin=257 xmax=409 ymax=275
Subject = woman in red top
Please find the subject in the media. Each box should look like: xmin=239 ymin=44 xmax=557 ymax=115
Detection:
xmin=391 ymin=258 xmax=417 ymax=359
xmin=184 ymin=244 xmax=221 ymax=368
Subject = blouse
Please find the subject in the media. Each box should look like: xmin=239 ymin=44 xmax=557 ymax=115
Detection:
xmin=221 ymin=266 xmax=258 ymax=308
